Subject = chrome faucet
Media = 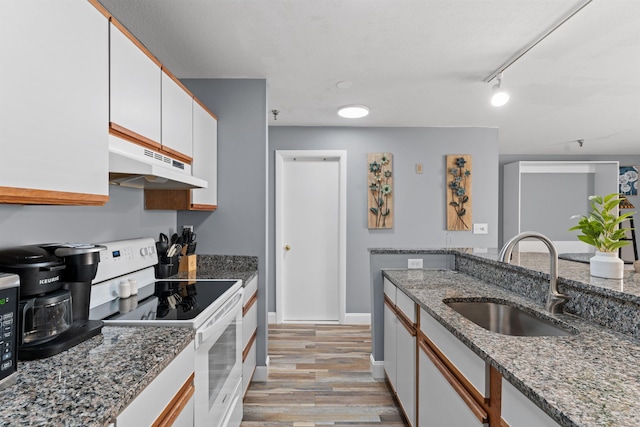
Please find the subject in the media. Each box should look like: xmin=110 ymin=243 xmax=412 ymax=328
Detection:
xmin=498 ymin=231 xmax=569 ymax=314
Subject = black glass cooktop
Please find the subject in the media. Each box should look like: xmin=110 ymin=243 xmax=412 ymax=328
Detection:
xmin=92 ymin=280 xmax=238 ymax=322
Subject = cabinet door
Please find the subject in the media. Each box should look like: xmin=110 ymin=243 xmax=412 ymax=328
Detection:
xmin=116 ymin=343 xmax=194 ymax=426
xmin=383 ymin=301 xmax=397 ymax=391
xmin=110 ymin=21 xmax=161 ymax=144
xmin=502 ymin=380 xmax=560 ymax=427
xmin=161 ymin=71 xmax=193 ymax=160
xmin=418 ymin=347 xmax=485 ymax=427
xmin=191 ymin=101 xmax=218 ymax=208
xmin=396 ymin=318 xmax=416 ymax=426
xmin=0 ymin=0 xmax=109 ymax=204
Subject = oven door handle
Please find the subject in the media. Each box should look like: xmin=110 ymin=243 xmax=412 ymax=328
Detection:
xmin=196 ymin=291 xmax=243 ymax=348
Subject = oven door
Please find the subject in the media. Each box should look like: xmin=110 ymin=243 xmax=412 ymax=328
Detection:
xmin=194 ymin=289 xmax=243 ymax=427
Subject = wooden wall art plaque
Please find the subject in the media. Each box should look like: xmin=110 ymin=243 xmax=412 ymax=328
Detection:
xmin=446 ymin=154 xmax=472 ymax=231
xmin=368 ymin=153 xmax=394 ymax=229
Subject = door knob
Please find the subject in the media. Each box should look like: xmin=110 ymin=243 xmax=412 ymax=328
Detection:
xmin=284 ymin=244 xmax=291 ymax=251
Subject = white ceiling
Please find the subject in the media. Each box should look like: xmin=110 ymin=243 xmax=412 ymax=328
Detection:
xmin=99 ymin=0 xmax=640 ymax=155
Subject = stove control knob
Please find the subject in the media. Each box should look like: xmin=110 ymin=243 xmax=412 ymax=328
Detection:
xmin=140 ymin=247 xmax=148 ymax=256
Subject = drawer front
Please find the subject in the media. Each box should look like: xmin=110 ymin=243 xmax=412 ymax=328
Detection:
xmin=383 ymin=278 xmax=396 ymax=303
xmin=420 ymin=308 xmax=486 ymax=397
xmin=242 ymin=341 xmax=257 ymax=397
xmin=396 ymin=288 xmax=416 ymax=322
xmin=243 ymin=301 xmax=258 ymax=349
xmin=244 ymin=276 xmax=258 ymax=305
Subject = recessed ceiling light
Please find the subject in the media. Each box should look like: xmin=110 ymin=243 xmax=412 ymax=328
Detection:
xmin=337 ymin=105 xmax=369 ymax=119
xmin=336 ymin=81 xmax=353 ymax=89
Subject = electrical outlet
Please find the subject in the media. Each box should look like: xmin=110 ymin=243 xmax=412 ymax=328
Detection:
xmin=473 ymin=223 xmax=488 ymax=234
xmin=408 ymin=259 xmax=423 ymax=269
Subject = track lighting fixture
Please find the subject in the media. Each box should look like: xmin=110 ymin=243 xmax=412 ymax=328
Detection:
xmin=491 ymin=73 xmax=510 ymax=107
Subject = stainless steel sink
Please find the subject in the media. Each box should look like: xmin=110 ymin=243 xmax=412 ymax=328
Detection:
xmin=444 ymin=299 xmax=576 ymax=337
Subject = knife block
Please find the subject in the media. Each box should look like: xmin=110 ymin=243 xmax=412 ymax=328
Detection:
xmin=179 ymin=254 xmax=197 ymax=274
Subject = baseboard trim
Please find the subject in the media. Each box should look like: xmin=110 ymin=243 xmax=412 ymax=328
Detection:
xmin=344 ymin=313 xmax=371 ymax=325
xmin=268 ymin=312 xmax=371 ymax=325
xmin=370 ymin=354 xmax=385 ymax=380
xmin=252 ymin=357 xmax=270 ymax=382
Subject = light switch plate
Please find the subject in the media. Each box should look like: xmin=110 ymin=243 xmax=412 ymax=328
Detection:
xmin=408 ymin=259 xmax=423 ymax=269
xmin=416 ymin=164 xmax=423 ymax=174
xmin=473 ymin=223 xmax=488 ymax=234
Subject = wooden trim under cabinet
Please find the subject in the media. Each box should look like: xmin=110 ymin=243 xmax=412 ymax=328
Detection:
xmin=151 ymin=373 xmax=195 ymax=427
xmin=144 ymin=189 xmax=218 ymax=211
xmin=0 ymin=186 xmax=108 ymax=206
xmin=109 ymin=123 xmax=193 ymax=165
xmin=110 ymin=122 xmax=162 ymax=151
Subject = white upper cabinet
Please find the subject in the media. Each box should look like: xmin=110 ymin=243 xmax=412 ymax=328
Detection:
xmin=0 ymin=0 xmax=109 ymax=205
xmin=161 ymin=71 xmax=193 ymax=160
xmin=191 ymin=101 xmax=218 ymax=208
xmin=109 ymin=21 xmax=161 ymax=145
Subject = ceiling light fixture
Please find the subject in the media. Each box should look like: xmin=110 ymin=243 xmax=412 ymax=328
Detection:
xmin=338 ymin=105 xmax=369 ymax=119
xmin=483 ymin=0 xmax=593 ymax=106
xmin=491 ymin=73 xmax=510 ymax=107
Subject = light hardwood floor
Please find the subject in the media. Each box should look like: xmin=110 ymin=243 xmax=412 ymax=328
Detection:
xmin=241 ymin=324 xmax=407 ymax=427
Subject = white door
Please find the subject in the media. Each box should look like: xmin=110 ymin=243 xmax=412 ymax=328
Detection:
xmin=276 ymin=151 xmax=347 ymax=323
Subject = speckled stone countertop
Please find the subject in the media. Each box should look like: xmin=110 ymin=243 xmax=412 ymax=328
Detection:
xmin=383 ymin=268 xmax=640 ymax=427
xmin=0 ymin=326 xmax=194 ymax=427
xmin=173 ymin=254 xmax=258 ymax=285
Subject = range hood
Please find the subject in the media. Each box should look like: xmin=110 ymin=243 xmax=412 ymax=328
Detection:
xmin=108 ymin=135 xmax=207 ymax=190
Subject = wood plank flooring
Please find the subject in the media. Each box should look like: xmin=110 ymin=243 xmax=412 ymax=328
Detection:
xmin=241 ymin=324 xmax=407 ymax=427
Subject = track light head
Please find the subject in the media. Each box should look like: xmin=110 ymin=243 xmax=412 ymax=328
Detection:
xmin=490 ymin=73 xmax=510 ymax=107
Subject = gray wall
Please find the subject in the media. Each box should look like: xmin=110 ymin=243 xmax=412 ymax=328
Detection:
xmin=0 ymin=185 xmax=176 ymax=248
xmin=499 ymin=155 xmax=640 ymax=252
xmin=520 ymin=173 xmax=593 ymax=240
xmin=269 ymin=126 xmax=500 ymax=314
xmin=178 ymin=79 xmax=269 ymax=367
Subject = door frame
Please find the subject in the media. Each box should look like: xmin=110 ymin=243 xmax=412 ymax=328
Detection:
xmin=275 ymin=150 xmax=347 ymax=324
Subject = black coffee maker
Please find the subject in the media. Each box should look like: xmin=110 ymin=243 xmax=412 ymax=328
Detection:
xmin=0 ymin=243 xmax=105 ymax=360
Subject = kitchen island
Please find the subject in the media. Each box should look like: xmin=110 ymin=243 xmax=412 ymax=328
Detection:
xmin=373 ymin=248 xmax=640 ymax=427
xmin=0 ymin=326 xmax=194 ymax=427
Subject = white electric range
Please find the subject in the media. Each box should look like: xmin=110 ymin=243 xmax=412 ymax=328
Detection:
xmin=89 ymin=238 xmax=243 ymax=427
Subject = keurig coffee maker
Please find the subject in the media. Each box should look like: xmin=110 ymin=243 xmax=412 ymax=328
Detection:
xmin=0 ymin=243 xmax=105 ymax=360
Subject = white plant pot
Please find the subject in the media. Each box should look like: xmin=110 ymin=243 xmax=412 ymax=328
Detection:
xmin=590 ymin=251 xmax=624 ymax=279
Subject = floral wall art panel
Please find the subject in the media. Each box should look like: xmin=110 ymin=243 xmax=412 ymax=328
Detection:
xmin=368 ymin=153 xmax=393 ymax=229
xmin=446 ymin=154 xmax=472 ymax=231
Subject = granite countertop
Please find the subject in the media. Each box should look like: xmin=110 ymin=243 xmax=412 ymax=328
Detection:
xmin=173 ymin=254 xmax=258 ymax=285
xmin=383 ymin=268 xmax=640 ymax=427
xmin=370 ymin=247 xmax=640 ymax=304
xmin=0 ymin=326 xmax=194 ymax=427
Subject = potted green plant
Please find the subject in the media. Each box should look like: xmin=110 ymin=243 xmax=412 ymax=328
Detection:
xmin=569 ymin=193 xmax=635 ymax=279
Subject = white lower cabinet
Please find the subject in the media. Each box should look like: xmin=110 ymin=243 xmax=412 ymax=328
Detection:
xmin=502 ymin=380 xmax=561 ymax=427
xmin=419 ymin=346 xmax=485 ymax=426
xmin=383 ymin=278 xmax=416 ymax=426
xmin=242 ymin=275 xmax=259 ymax=398
xmin=115 ymin=343 xmax=194 ymax=427
xmin=383 ymin=300 xmax=397 ymax=390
